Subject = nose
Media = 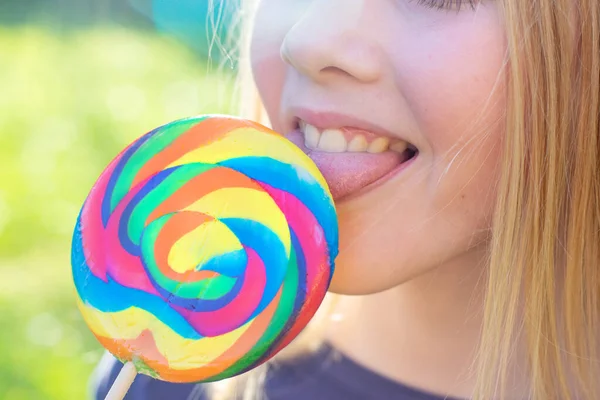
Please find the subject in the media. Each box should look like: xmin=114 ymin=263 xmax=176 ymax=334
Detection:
xmin=280 ymin=0 xmax=383 ymax=84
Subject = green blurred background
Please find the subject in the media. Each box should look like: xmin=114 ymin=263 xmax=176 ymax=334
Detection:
xmin=0 ymin=1 xmax=240 ymax=398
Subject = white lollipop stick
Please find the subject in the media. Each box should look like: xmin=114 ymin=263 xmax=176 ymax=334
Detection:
xmin=104 ymin=362 xmax=138 ymax=400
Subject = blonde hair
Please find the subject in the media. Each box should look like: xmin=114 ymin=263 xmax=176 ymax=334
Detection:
xmin=204 ymin=0 xmax=600 ymax=399
xmin=476 ymin=0 xmax=600 ymax=398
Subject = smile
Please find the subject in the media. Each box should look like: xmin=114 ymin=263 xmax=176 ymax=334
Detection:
xmin=286 ymin=118 xmax=419 ymax=201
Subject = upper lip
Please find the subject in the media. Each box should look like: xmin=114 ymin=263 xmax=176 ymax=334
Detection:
xmin=284 ymin=106 xmax=414 ymax=145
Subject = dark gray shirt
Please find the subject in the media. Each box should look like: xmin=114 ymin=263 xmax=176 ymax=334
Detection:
xmin=94 ymin=343 xmax=462 ymax=399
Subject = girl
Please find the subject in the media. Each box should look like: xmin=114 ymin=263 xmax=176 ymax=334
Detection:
xmin=94 ymin=0 xmax=600 ymax=399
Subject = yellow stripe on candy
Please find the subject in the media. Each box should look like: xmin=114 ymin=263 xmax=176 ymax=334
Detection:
xmin=167 ymin=127 xmax=330 ymax=193
xmin=169 ymin=220 xmax=243 ymax=274
xmin=184 ymin=187 xmax=291 ymax=256
xmin=78 ymin=299 xmax=253 ymax=369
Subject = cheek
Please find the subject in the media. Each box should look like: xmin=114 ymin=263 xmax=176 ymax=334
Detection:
xmin=391 ymin=13 xmax=506 ymax=223
xmin=389 ymin=10 xmax=506 ymax=153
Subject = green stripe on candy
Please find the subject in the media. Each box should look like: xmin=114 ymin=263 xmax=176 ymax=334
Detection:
xmin=199 ymin=277 xmax=237 ymax=300
xmin=110 ymin=117 xmax=207 ymax=213
xmin=140 ymin=214 xmax=237 ymax=299
xmin=132 ymin=357 xmax=159 ymax=379
xmin=127 ymin=162 xmax=216 ymax=246
xmin=260 ymin=246 xmax=299 ymax=347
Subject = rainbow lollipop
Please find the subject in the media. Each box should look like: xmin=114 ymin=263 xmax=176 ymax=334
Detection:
xmin=71 ymin=115 xmax=338 ymax=399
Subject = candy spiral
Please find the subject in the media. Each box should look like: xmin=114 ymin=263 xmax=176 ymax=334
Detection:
xmin=71 ymin=115 xmax=338 ymax=383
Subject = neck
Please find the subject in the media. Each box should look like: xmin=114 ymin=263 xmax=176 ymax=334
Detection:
xmin=325 ymin=247 xmax=489 ymax=399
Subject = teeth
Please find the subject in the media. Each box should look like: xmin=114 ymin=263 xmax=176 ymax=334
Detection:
xmin=390 ymin=140 xmax=408 ymax=153
xmin=347 ymin=134 xmax=368 ymax=152
xmin=317 ymin=129 xmax=347 ymax=152
xmin=299 ymin=120 xmax=412 ymax=154
xmin=367 ymin=137 xmax=390 ymax=153
xmin=304 ymin=123 xmax=320 ymax=149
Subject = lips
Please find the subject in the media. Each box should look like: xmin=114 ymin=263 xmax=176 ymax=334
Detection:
xmin=286 ymin=129 xmax=415 ymax=200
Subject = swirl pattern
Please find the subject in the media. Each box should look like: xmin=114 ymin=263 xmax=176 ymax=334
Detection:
xmin=72 ymin=115 xmax=338 ymax=383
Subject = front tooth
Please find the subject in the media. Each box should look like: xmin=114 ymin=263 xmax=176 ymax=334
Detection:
xmin=367 ymin=137 xmax=390 ymax=153
xmin=304 ymin=123 xmax=320 ymax=149
xmin=390 ymin=140 xmax=408 ymax=153
xmin=317 ymin=129 xmax=347 ymax=152
xmin=347 ymin=134 xmax=368 ymax=152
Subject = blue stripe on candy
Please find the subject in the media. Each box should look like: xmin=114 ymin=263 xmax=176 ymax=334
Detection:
xmin=219 ymin=157 xmax=339 ymax=263
xmin=150 ymin=268 xmax=245 ymax=311
xmin=119 ymin=168 xmax=176 ymax=257
xmin=71 ymin=217 xmax=203 ymax=340
xmin=200 ymin=249 xmax=248 ymax=277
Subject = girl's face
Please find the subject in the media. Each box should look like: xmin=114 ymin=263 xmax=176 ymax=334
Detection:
xmin=250 ymin=0 xmax=506 ymax=294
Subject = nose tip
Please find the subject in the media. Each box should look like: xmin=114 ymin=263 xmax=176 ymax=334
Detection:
xmin=279 ymin=5 xmax=383 ymax=84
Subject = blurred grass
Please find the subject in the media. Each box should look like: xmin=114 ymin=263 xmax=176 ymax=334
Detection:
xmin=0 ymin=25 xmax=235 ymax=399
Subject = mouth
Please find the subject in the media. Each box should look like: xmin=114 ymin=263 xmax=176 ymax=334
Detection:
xmin=286 ymin=118 xmax=419 ymax=201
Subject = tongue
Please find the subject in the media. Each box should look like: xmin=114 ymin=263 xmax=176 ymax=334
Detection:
xmin=285 ymin=130 xmax=401 ymax=200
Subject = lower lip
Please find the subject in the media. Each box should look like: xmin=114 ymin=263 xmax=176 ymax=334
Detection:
xmin=285 ymin=129 xmax=418 ymax=201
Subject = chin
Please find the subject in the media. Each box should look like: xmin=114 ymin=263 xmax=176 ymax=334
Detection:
xmin=328 ymin=279 xmax=387 ymax=296
xmin=326 ymin=257 xmax=413 ymax=296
